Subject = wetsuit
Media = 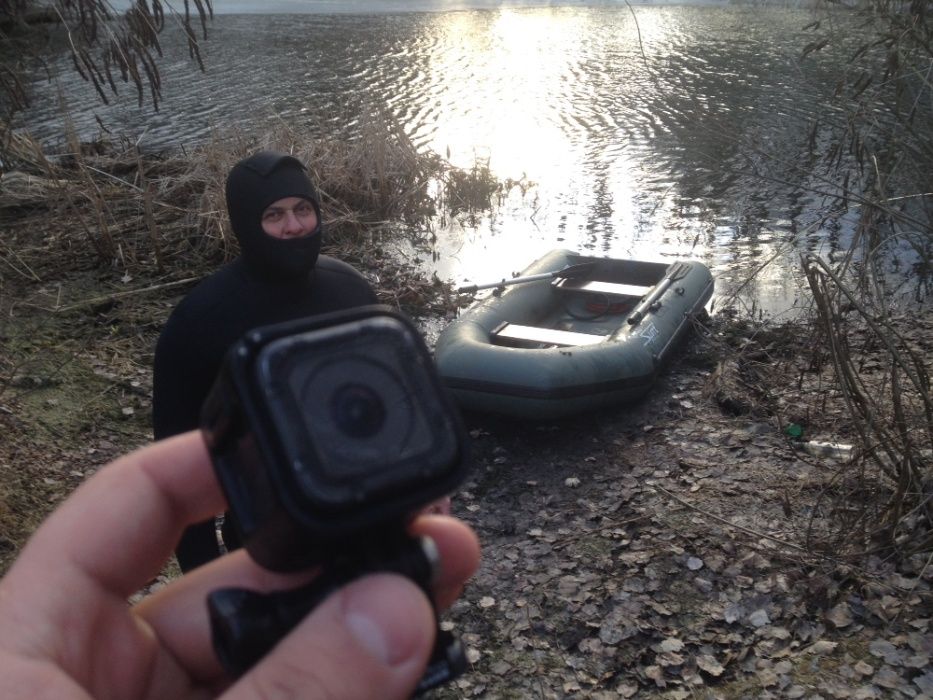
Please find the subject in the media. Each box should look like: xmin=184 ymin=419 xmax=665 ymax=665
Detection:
xmin=152 ymin=151 xmax=377 ymax=572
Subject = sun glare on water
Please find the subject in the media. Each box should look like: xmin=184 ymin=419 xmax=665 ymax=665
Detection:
xmin=423 ymin=8 xmax=685 ymax=283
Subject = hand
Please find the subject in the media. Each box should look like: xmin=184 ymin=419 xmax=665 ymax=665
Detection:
xmin=0 ymin=432 xmax=480 ymax=699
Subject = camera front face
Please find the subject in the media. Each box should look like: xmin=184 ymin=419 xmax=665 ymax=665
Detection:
xmin=202 ymin=307 xmax=467 ymax=570
xmin=255 ymin=315 xmax=459 ymax=511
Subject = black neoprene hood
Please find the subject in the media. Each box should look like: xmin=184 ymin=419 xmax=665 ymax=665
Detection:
xmin=225 ymin=151 xmax=323 ymax=278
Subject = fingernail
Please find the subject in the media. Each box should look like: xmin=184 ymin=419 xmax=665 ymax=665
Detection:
xmin=342 ymin=574 xmax=430 ymax=666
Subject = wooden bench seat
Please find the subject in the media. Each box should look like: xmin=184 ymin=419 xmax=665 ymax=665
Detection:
xmin=492 ymin=322 xmax=606 ymax=348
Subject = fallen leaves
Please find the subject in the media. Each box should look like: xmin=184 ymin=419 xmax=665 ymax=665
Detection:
xmin=438 ymin=318 xmax=933 ymax=699
xmin=827 ymin=602 xmax=855 ymax=628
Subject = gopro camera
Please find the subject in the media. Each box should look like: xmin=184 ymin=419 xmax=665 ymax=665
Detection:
xmin=200 ymin=306 xmax=469 ymax=693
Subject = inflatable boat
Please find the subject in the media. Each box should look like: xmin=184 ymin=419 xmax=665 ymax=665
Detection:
xmin=434 ymin=249 xmax=714 ymax=419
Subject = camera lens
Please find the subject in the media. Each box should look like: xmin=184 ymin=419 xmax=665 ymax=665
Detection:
xmin=330 ymin=383 xmax=386 ymax=439
xmin=256 ymin=315 xmax=459 ymax=495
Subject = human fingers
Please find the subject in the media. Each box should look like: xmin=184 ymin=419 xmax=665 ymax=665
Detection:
xmin=225 ymin=573 xmax=435 ymax=700
xmin=7 ymin=431 xmax=223 ymax=601
xmin=409 ymin=514 xmax=481 ymax=609
xmin=0 ymin=432 xmax=226 ymax=699
xmin=135 ymin=549 xmax=313 ymax=685
xmin=136 ymin=515 xmax=480 ymax=683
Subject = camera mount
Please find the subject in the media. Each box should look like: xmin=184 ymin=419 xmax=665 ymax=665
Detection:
xmin=208 ymin=532 xmax=467 ymax=694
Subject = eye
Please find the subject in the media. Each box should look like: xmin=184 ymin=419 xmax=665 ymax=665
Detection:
xmin=295 ymin=202 xmax=316 ymax=218
xmin=263 ymin=209 xmax=284 ymax=223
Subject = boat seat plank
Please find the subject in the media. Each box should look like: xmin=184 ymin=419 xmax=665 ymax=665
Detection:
xmin=554 ymin=278 xmax=653 ymax=298
xmin=492 ymin=322 xmax=606 ymax=347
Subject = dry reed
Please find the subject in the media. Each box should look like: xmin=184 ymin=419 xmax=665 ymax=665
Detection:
xmin=802 ymin=254 xmax=933 ymax=559
xmin=0 ymin=108 xmax=519 ymax=317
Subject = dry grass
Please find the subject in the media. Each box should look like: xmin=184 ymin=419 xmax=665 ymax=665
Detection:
xmin=706 ymin=274 xmax=932 ymax=564
xmin=696 ymin=1 xmax=933 ymax=565
xmin=803 ymin=254 xmax=933 ymax=559
xmin=0 ymin=107 xmax=517 ymax=315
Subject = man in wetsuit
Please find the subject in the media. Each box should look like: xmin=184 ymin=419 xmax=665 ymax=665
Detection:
xmin=152 ymin=150 xmax=377 ymax=572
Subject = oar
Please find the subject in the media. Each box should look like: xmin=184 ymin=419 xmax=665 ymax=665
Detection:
xmin=457 ymin=262 xmax=597 ymax=294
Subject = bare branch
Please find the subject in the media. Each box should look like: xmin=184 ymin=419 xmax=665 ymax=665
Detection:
xmin=0 ymin=0 xmax=212 ymax=123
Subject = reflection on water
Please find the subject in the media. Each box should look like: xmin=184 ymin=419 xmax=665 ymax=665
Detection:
xmin=14 ymin=6 xmax=891 ymax=313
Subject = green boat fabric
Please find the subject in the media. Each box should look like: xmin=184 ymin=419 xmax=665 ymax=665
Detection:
xmin=435 ymin=249 xmax=714 ymax=419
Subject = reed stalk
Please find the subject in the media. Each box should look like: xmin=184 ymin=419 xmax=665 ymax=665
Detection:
xmin=802 ymin=253 xmax=932 ymax=557
xmin=0 ymin=108 xmax=517 ymax=318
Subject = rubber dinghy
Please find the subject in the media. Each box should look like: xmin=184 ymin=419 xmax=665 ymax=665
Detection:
xmin=434 ymin=249 xmax=714 ymax=420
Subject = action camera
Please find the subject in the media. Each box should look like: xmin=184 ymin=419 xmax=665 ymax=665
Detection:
xmin=200 ymin=306 xmax=470 ymax=693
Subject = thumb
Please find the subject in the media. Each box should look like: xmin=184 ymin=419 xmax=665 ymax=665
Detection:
xmin=225 ymin=573 xmax=436 ymax=700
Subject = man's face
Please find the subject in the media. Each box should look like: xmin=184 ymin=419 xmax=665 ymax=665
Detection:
xmin=261 ymin=197 xmax=319 ymax=239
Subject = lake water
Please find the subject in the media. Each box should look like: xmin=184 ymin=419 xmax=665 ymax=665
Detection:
xmin=14 ymin=4 xmax=899 ymax=314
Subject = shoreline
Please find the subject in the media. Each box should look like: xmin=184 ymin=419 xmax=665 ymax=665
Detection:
xmin=1 ymin=139 xmax=931 ymax=697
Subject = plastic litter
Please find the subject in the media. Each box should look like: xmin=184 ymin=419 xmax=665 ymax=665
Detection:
xmin=801 ymin=440 xmax=855 ymax=461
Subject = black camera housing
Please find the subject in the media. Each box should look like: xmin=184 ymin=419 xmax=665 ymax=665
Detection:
xmin=200 ymin=305 xmax=468 ymax=572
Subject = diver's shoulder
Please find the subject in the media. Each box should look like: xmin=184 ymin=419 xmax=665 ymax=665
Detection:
xmin=314 ymin=256 xmax=377 ymax=301
xmin=315 ymin=255 xmax=373 ymax=283
xmin=316 ymin=255 xmax=363 ymax=274
xmin=164 ymin=262 xmax=247 ymax=319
